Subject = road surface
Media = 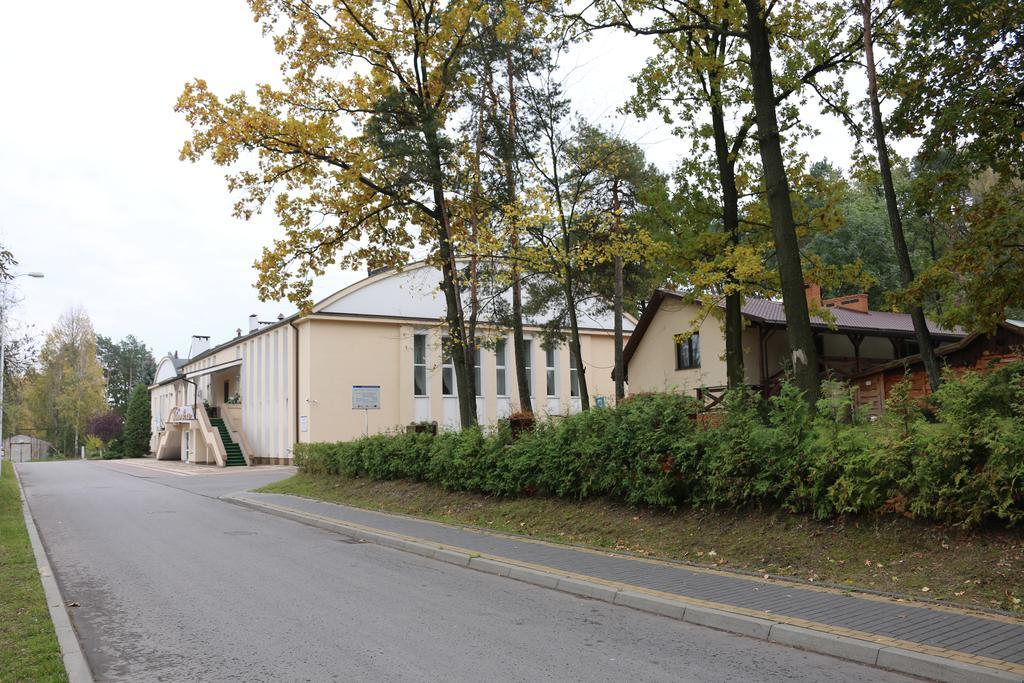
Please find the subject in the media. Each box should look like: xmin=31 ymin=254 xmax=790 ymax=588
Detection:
xmin=17 ymin=460 xmax=915 ymax=682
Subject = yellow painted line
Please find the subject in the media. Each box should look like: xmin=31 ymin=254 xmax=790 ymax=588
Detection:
xmin=239 ymin=496 xmax=1024 ymax=677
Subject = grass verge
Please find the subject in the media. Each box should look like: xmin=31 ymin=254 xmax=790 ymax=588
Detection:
xmin=0 ymin=461 xmax=68 ymax=682
xmin=260 ymin=472 xmax=1024 ymax=614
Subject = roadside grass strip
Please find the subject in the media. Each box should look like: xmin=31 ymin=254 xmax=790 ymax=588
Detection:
xmin=0 ymin=461 xmax=67 ymax=683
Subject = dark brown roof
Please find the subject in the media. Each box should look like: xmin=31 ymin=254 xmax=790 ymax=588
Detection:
xmin=622 ymin=289 xmax=967 ymax=377
xmin=848 ymin=321 xmax=1024 ymax=380
xmin=738 ymin=297 xmax=964 ymax=338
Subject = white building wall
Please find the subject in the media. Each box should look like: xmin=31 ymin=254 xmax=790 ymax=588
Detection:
xmin=238 ymin=326 xmax=293 ymax=460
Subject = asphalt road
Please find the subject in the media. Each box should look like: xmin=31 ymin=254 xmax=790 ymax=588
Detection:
xmin=17 ymin=460 xmax=916 ymax=682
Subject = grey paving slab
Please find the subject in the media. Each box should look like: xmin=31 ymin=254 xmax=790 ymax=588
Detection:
xmin=237 ymin=490 xmax=1024 ymax=667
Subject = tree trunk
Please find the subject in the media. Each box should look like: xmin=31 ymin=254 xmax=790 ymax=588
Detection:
xmin=467 ymin=80 xmax=487 ymax=400
xmin=613 ymin=256 xmax=625 ymax=401
xmin=564 ymin=267 xmax=590 ymax=410
xmin=724 ymin=292 xmax=745 ymax=388
xmin=709 ymin=74 xmax=746 ymax=389
xmin=742 ymin=0 xmax=820 ymax=405
xmin=547 ymin=116 xmax=590 ymax=410
xmin=506 ymin=53 xmax=533 ymax=414
xmin=612 ymin=180 xmax=626 ymax=401
xmin=425 ymin=125 xmax=477 ymax=427
xmin=861 ymin=0 xmax=941 ymax=391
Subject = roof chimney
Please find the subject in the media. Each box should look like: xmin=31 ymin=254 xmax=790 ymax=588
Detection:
xmin=188 ymin=335 xmax=210 ymax=358
xmin=823 ymin=293 xmax=870 ymax=313
xmin=804 ymin=282 xmax=822 ymax=311
xmin=277 ymin=313 xmax=285 ymax=321
xmin=236 ymin=328 xmax=242 ymax=338
xmin=249 ymin=314 xmax=258 ymax=332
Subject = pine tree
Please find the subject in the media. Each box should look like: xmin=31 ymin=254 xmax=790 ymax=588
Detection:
xmin=122 ymin=384 xmax=151 ymax=458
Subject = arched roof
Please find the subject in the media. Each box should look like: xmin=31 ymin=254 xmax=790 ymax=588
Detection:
xmin=312 ymin=260 xmax=635 ymax=332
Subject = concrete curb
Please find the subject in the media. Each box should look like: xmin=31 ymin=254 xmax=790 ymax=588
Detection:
xmin=225 ymin=493 xmax=1024 ymax=683
xmin=13 ymin=465 xmax=95 ymax=683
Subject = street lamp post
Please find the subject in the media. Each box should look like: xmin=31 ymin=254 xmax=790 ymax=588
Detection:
xmin=0 ymin=271 xmax=45 ymax=473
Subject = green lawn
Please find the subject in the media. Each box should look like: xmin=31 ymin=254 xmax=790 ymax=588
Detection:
xmin=260 ymin=472 xmax=1024 ymax=614
xmin=0 ymin=461 xmax=68 ymax=682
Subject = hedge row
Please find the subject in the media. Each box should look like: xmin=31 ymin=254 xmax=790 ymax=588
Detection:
xmin=295 ymin=361 xmax=1024 ymax=528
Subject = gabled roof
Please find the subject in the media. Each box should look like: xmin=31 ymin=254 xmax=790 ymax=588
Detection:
xmin=623 ymin=288 xmax=967 ymax=371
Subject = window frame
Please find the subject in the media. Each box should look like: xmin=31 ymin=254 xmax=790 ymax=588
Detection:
xmin=523 ymin=338 xmax=533 ymax=397
xmin=441 ymin=336 xmax=455 ymax=396
xmin=569 ymin=351 xmax=580 ymax=397
xmin=473 ymin=346 xmax=483 ymax=397
xmin=545 ymin=345 xmax=557 ymax=397
xmin=495 ymin=339 xmax=507 ymax=397
xmin=413 ymin=333 xmax=428 ymax=397
xmin=675 ymin=332 xmax=701 ymax=370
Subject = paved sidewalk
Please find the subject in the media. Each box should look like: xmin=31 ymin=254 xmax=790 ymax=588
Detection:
xmin=230 ymin=491 xmax=1024 ymax=682
xmin=105 ymin=458 xmax=295 ymax=477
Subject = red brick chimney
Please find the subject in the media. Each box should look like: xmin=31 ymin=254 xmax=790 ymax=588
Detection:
xmin=823 ymin=293 xmax=870 ymax=313
xmin=804 ymin=282 xmax=822 ymax=310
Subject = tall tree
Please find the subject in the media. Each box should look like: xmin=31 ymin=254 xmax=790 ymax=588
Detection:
xmin=517 ymin=70 xmax=597 ymax=408
xmin=28 ymin=308 xmax=106 ymax=455
xmin=860 ymin=0 xmax=941 ymax=389
xmin=177 ymin=0 xmax=500 ymax=428
xmin=1 ymin=331 xmax=37 ymax=438
xmin=460 ymin=1 xmax=552 ymax=414
xmin=888 ymin=0 xmax=1024 ymax=330
xmin=574 ymin=0 xmax=860 ymax=403
xmin=573 ymin=125 xmax=667 ymax=400
xmin=97 ymin=334 xmax=156 ymax=414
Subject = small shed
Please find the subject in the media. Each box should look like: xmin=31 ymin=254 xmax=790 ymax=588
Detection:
xmin=3 ymin=435 xmax=54 ymax=462
xmin=851 ymin=322 xmax=1024 ymax=417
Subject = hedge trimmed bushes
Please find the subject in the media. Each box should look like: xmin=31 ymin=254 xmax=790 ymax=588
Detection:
xmin=295 ymin=361 xmax=1024 ymax=528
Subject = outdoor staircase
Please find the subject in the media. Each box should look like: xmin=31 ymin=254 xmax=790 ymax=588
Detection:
xmin=209 ymin=417 xmax=246 ymax=467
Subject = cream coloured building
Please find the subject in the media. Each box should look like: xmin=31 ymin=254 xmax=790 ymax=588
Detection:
xmin=150 ymin=262 xmax=634 ymax=465
xmin=624 ymin=287 xmax=964 ymax=406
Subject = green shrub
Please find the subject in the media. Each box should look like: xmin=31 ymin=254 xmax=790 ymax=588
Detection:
xmin=292 ymin=362 xmax=1024 ymax=528
xmin=122 ymin=384 xmax=151 ymax=458
xmin=905 ymin=362 xmax=1024 ymax=526
xmin=700 ymin=387 xmax=807 ymax=508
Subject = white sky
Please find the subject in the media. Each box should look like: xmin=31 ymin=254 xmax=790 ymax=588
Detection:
xmin=0 ymin=1 xmax=862 ymax=359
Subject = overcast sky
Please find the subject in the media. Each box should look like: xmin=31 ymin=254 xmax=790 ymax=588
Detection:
xmin=0 ymin=1 xmax=861 ymax=360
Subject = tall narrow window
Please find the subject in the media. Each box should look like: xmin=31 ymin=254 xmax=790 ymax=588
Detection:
xmin=413 ymin=333 xmax=427 ymax=396
xmin=523 ymin=339 xmax=533 ymax=396
xmin=675 ymin=332 xmax=701 ymax=370
xmin=569 ymin=352 xmax=580 ymax=397
xmin=495 ymin=339 xmax=507 ymax=396
xmin=441 ymin=336 xmax=455 ymax=396
xmin=474 ymin=346 xmax=482 ymax=397
xmin=545 ymin=346 xmax=557 ymax=397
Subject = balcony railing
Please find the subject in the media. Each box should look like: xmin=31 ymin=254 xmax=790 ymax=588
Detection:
xmin=167 ymin=405 xmax=196 ymax=423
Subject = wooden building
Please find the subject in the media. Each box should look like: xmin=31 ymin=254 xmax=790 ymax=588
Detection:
xmin=851 ymin=322 xmax=1024 ymax=417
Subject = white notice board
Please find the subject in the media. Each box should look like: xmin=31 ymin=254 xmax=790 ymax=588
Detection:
xmin=352 ymin=385 xmax=381 ymax=410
